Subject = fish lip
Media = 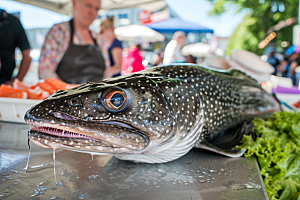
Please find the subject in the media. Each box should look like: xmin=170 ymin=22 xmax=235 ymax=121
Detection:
xmin=25 ymin=116 xmax=149 ymax=152
xmin=25 ymin=111 xmax=146 ymax=140
xmin=27 ymin=130 xmax=133 ymax=153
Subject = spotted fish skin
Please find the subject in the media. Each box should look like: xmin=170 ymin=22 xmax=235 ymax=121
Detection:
xmin=25 ymin=64 xmax=280 ymax=163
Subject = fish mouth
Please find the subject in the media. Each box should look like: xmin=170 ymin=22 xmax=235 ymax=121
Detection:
xmin=26 ymin=112 xmax=149 ymax=154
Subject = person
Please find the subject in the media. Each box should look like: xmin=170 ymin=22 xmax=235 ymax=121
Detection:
xmin=265 ymin=46 xmax=280 ymax=75
xmin=0 ymin=9 xmax=31 ymax=85
xmin=38 ymin=0 xmax=107 ymax=84
xmin=286 ymin=46 xmax=300 ymax=85
xmin=150 ymin=49 xmax=164 ymax=67
xmin=163 ymin=31 xmax=186 ymax=65
xmin=277 ymin=57 xmax=288 ymax=77
xmin=100 ymin=17 xmax=122 ymax=78
xmin=121 ymin=44 xmax=145 ymax=75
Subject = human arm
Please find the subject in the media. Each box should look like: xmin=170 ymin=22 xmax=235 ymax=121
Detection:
xmin=16 ymin=49 xmax=31 ymax=81
xmin=38 ymin=23 xmax=68 ymax=80
xmin=5 ymin=17 xmax=32 ymax=84
xmin=163 ymin=40 xmax=177 ymax=65
xmin=3 ymin=50 xmax=31 ymax=85
xmin=103 ymin=60 xmax=111 ymax=80
xmin=289 ymin=61 xmax=298 ymax=78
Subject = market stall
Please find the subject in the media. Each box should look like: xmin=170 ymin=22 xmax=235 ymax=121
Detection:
xmin=145 ymin=18 xmax=213 ymax=34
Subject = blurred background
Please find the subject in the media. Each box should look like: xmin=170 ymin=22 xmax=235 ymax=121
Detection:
xmin=1 ymin=0 xmax=299 ymax=85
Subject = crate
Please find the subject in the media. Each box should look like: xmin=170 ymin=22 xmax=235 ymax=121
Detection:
xmin=0 ymin=97 xmax=41 ymax=124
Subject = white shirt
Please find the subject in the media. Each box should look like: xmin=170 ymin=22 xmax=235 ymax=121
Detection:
xmin=163 ymin=40 xmax=185 ymax=65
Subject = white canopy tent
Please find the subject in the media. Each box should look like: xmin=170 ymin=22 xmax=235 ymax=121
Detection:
xmin=13 ymin=0 xmax=166 ymax=16
xmin=181 ymin=42 xmax=224 ymax=57
xmin=114 ymin=24 xmax=165 ymax=43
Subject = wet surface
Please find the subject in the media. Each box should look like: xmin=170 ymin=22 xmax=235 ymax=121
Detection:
xmin=0 ymin=122 xmax=268 ymax=200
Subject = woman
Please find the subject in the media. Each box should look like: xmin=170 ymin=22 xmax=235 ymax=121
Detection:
xmin=121 ymin=44 xmax=145 ymax=75
xmin=100 ymin=18 xmax=122 ymax=78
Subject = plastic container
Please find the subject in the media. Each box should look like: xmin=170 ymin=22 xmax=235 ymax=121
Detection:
xmin=0 ymin=97 xmax=41 ymax=124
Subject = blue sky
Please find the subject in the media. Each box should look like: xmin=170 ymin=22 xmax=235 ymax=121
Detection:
xmin=0 ymin=0 xmax=245 ymax=37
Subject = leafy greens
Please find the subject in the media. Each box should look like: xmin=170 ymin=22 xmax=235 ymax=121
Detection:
xmin=236 ymin=111 xmax=300 ymax=200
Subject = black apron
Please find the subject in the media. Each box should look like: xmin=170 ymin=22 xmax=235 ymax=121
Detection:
xmin=56 ymin=19 xmax=105 ymax=84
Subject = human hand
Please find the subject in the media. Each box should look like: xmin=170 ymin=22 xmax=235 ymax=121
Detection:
xmin=4 ymin=79 xmax=14 ymax=86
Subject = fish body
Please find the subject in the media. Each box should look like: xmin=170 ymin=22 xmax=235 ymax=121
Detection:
xmin=25 ymin=64 xmax=280 ymax=163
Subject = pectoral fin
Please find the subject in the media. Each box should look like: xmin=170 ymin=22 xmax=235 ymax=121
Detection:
xmin=194 ymin=122 xmax=255 ymax=158
xmin=194 ymin=141 xmax=246 ymax=158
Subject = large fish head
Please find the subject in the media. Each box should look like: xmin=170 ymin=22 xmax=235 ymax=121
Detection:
xmin=25 ymin=74 xmax=177 ymax=155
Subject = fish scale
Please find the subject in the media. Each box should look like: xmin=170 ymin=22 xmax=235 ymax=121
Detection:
xmin=25 ymin=64 xmax=280 ymax=163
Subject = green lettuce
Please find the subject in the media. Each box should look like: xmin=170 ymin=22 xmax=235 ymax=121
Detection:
xmin=236 ymin=111 xmax=300 ymax=200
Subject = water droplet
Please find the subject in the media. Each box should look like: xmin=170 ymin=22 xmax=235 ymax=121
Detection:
xmin=88 ymin=175 xmax=101 ymax=180
xmin=198 ymin=176 xmax=205 ymax=178
xmin=244 ymin=182 xmax=261 ymax=189
xmin=13 ymin=170 xmax=23 ymax=174
xmin=50 ymin=196 xmax=60 ymax=199
xmin=53 ymin=149 xmax=57 ymax=184
xmin=202 ymin=172 xmax=207 ymax=174
xmin=208 ymin=170 xmax=218 ymax=173
xmin=69 ymin=175 xmax=79 ymax=182
xmin=56 ymin=182 xmax=63 ymax=186
xmin=39 ymin=181 xmax=50 ymax=187
xmin=25 ymin=139 xmax=31 ymax=172
xmin=157 ymin=169 xmax=166 ymax=173
xmin=227 ymin=183 xmax=245 ymax=190
xmin=73 ymin=190 xmax=88 ymax=199
xmin=50 ymin=187 xmax=57 ymax=190
xmin=198 ymin=179 xmax=206 ymax=183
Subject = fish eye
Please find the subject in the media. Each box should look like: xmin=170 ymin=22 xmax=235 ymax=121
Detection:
xmin=100 ymin=89 xmax=128 ymax=113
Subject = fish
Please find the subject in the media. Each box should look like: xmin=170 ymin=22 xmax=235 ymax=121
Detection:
xmin=24 ymin=64 xmax=280 ymax=163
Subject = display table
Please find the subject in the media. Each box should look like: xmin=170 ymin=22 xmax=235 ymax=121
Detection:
xmin=0 ymin=122 xmax=268 ymax=200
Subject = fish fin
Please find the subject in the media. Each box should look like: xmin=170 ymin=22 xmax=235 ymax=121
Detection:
xmin=194 ymin=141 xmax=246 ymax=158
xmin=114 ymin=148 xmax=193 ymax=164
xmin=115 ymin=129 xmax=198 ymax=163
xmin=115 ymin=115 xmax=205 ymax=163
xmin=230 ymin=69 xmax=259 ymax=84
xmin=195 ymin=122 xmax=255 ymax=158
